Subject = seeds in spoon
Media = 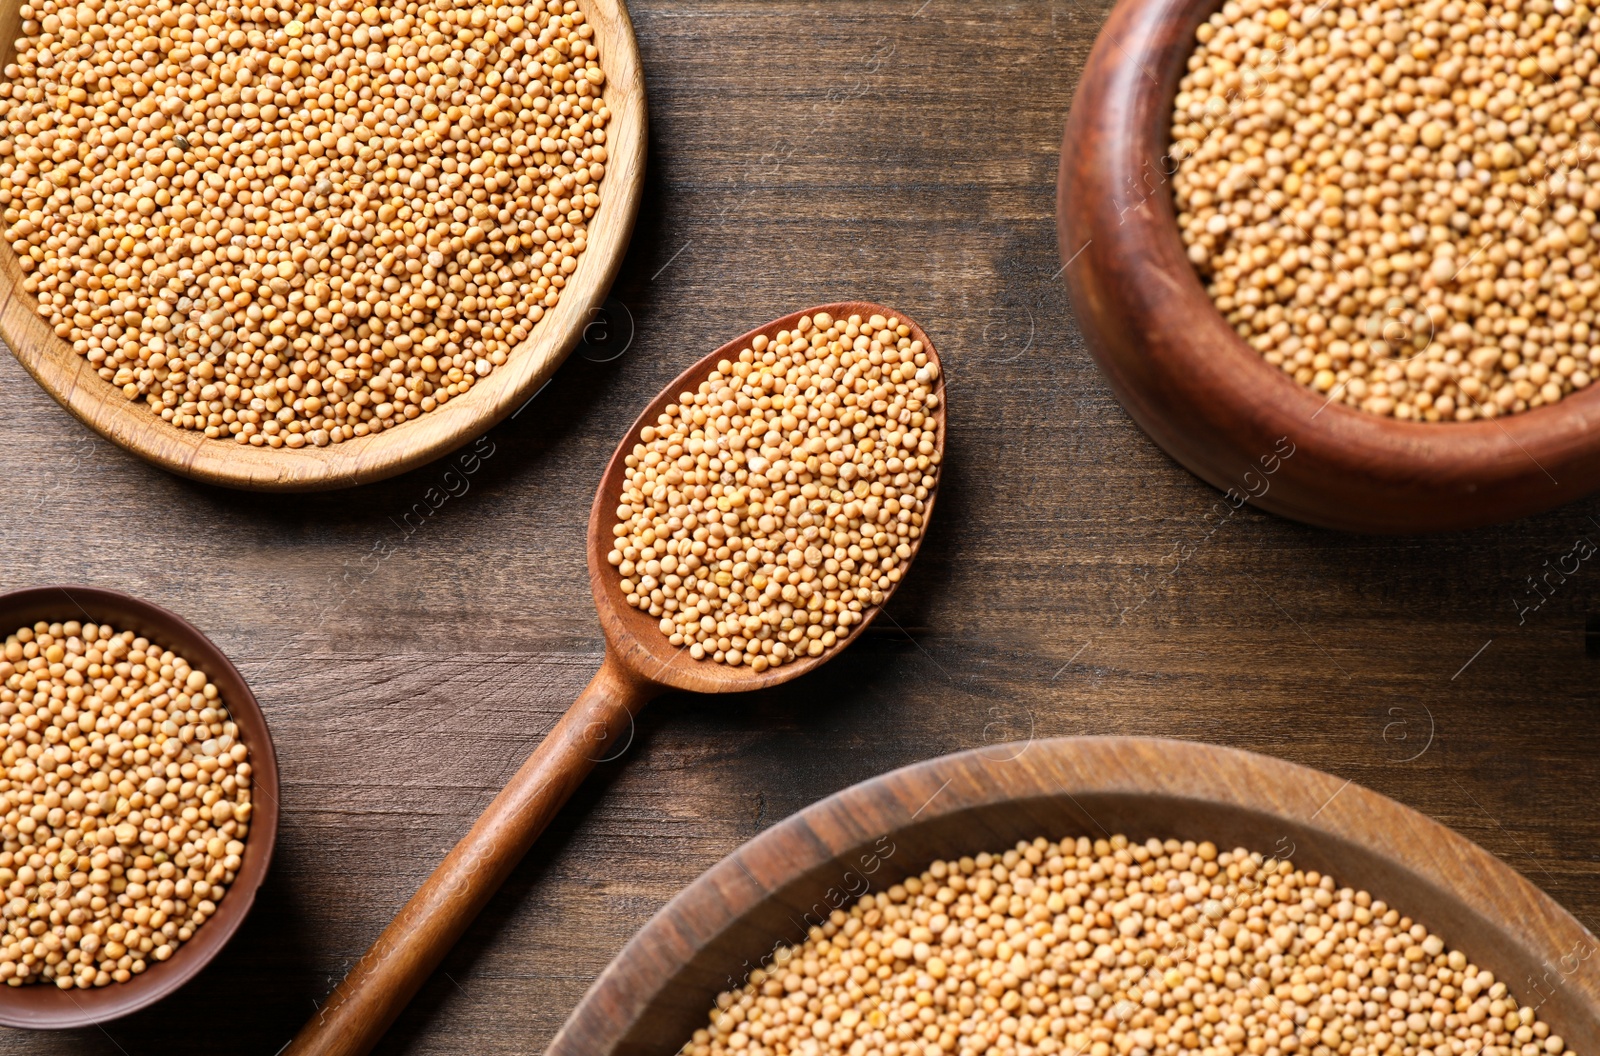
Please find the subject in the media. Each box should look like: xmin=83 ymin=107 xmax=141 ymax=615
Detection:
xmin=683 ymin=835 xmax=1570 ymax=1056
xmin=0 ymin=621 xmax=253 ymax=988
xmin=0 ymin=0 xmax=610 ymax=448
xmin=609 ymin=311 xmax=942 ymax=671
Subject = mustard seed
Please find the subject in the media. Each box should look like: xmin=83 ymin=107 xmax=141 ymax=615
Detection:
xmin=0 ymin=0 xmax=611 ymax=448
xmin=609 ymin=312 xmax=942 ymax=671
xmin=0 ymin=621 xmax=253 ymax=988
xmin=683 ymin=835 xmax=1571 ymax=1056
xmin=1173 ymin=0 xmax=1600 ymax=421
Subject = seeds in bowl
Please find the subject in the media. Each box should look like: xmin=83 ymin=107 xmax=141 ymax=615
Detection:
xmin=0 ymin=0 xmax=611 ymax=449
xmin=608 ymin=311 xmax=942 ymax=671
xmin=683 ymin=835 xmax=1570 ymax=1056
xmin=1172 ymin=0 xmax=1600 ymax=421
xmin=0 ymin=621 xmax=253 ymax=989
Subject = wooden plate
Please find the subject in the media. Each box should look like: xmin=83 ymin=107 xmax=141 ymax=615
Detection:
xmin=0 ymin=0 xmax=647 ymax=491
xmin=1057 ymin=0 xmax=1600 ymax=532
xmin=0 ymin=586 xmax=280 ymax=1028
xmin=549 ymin=737 xmax=1600 ymax=1055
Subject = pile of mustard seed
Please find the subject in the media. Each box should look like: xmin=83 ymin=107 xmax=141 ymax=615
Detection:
xmin=683 ymin=836 xmax=1570 ymax=1056
xmin=1173 ymin=0 xmax=1600 ymax=421
xmin=609 ymin=311 xmax=941 ymax=671
xmin=0 ymin=621 xmax=253 ymax=989
xmin=0 ymin=0 xmax=610 ymax=448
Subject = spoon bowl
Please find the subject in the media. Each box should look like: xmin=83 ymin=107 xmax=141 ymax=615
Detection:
xmin=588 ymin=301 xmax=947 ymax=695
xmin=286 ymin=302 xmax=944 ymax=1056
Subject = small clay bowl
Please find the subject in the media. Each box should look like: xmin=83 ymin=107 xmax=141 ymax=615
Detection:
xmin=1057 ymin=0 xmax=1600 ymax=532
xmin=0 ymin=0 xmax=647 ymax=491
xmin=0 ymin=586 xmax=280 ymax=1028
xmin=549 ymin=737 xmax=1600 ymax=1054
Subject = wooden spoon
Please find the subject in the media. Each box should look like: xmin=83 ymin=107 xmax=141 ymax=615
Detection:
xmin=285 ymin=302 xmax=946 ymax=1056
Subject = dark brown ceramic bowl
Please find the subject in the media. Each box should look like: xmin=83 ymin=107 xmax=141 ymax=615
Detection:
xmin=0 ymin=586 xmax=280 ymax=1029
xmin=549 ymin=737 xmax=1600 ymax=1055
xmin=1057 ymin=0 xmax=1600 ymax=532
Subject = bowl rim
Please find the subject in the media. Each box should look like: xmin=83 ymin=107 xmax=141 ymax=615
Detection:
xmin=1056 ymin=0 xmax=1600 ymax=531
xmin=549 ymin=736 xmax=1600 ymax=1055
xmin=0 ymin=585 xmax=280 ymax=1029
xmin=0 ymin=0 xmax=647 ymax=492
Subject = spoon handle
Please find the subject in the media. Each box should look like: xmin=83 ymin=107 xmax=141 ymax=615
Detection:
xmin=284 ymin=651 xmax=656 ymax=1056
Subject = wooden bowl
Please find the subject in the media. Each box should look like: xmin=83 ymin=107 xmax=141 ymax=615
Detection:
xmin=549 ymin=737 xmax=1600 ymax=1055
xmin=0 ymin=586 xmax=280 ymax=1028
xmin=0 ymin=0 xmax=647 ymax=491
xmin=1057 ymin=0 xmax=1600 ymax=533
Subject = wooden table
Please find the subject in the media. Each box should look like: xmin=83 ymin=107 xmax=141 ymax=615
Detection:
xmin=1 ymin=0 xmax=1596 ymax=1051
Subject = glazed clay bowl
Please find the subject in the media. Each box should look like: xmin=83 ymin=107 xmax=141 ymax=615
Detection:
xmin=0 ymin=586 xmax=280 ymax=1028
xmin=0 ymin=0 xmax=646 ymax=491
xmin=1057 ymin=0 xmax=1600 ymax=532
xmin=549 ymin=737 xmax=1600 ymax=1055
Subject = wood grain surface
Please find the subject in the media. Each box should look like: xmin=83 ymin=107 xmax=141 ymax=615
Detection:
xmin=0 ymin=0 xmax=1596 ymax=1053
